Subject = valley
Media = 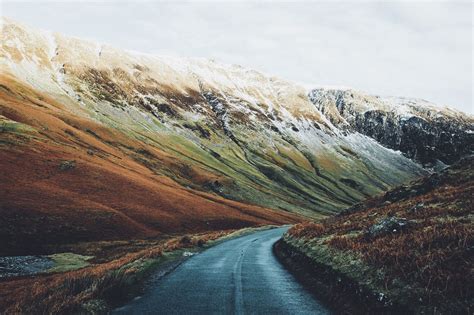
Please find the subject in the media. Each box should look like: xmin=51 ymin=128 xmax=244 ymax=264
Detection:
xmin=0 ymin=17 xmax=473 ymax=314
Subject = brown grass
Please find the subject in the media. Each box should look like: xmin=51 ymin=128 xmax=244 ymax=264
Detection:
xmin=288 ymin=222 xmax=326 ymax=239
xmin=0 ymin=73 xmax=302 ymax=255
xmin=0 ymin=230 xmax=232 ymax=314
xmin=288 ymin=156 xmax=474 ymax=307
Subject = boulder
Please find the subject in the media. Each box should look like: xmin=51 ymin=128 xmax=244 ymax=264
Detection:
xmin=365 ymin=217 xmax=410 ymax=238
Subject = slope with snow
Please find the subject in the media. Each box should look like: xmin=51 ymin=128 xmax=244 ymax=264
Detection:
xmin=2 ymin=18 xmax=472 ymax=252
xmin=309 ymin=88 xmax=473 ymax=166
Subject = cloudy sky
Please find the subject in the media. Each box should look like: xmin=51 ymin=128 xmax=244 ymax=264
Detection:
xmin=3 ymin=0 xmax=473 ymax=113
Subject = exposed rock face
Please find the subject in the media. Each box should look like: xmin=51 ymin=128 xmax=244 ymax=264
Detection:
xmin=309 ymin=89 xmax=474 ymax=167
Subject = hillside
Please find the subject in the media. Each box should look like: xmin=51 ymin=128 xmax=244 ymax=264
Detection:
xmin=310 ymin=88 xmax=473 ymax=167
xmin=1 ymin=18 xmax=472 ymax=253
xmin=278 ymin=155 xmax=473 ymax=313
xmin=0 ymin=77 xmax=301 ymax=255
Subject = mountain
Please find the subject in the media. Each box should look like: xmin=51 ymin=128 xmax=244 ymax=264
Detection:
xmin=309 ymin=88 xmax=473 ymax=167
xmin=0 ymin=18 xmax=471 ymax=253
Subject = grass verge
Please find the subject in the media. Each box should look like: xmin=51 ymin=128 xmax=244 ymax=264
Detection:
xmin=0 ymin=225 xmax=277 ymax=314
xmin=276 ymin=156 xmax=473 ymax=314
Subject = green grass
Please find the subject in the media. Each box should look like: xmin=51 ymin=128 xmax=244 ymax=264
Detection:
xmin=73 ymin=97 xmax=424 ymax=218
xmin=0 ymin=118 xmax=36 ymax=134
xmin=47 ymin=253 xmax=94 ymax=273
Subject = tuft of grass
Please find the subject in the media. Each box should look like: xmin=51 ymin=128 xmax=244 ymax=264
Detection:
xmin=47 ymin=253 xmax=94 ymax=273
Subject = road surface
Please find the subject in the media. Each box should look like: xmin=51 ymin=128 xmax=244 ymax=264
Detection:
xmin=114 ymin=227 xmax=329 ymax=314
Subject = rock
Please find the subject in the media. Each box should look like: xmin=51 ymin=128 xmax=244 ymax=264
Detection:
xmin=409 ymin=202 xmax=425 ymax=213
xmin=0 ymin=255 xmax=55 ymax=278
xmin=365 ymin=217 xmax=410 ymax=238
xmin=204 ymin=180 xmax=224 ymax=193
xmin=81 ymin=299 xmax=108 ymax=314
xmin=59 ymin=160 xmax=76 ymax=171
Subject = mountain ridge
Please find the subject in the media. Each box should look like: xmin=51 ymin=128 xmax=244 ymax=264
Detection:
xmin=309 ymin=87 xmax=473 ymax=166
xmin=1 ymin=17 xmax=472 ymax=253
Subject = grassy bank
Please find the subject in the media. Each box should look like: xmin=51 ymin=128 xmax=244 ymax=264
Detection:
xmin=0 ymin=225 xmax=277 ymax=314
xmin=277 ymin=156 xmax=473 ymax=314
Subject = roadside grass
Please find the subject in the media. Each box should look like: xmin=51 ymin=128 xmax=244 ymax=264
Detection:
xmin=204 ymin=224 xmax=279 ymax=247
xmin=0 ymin=225 xmax=278 ymax=314
xmin=285 ymin=156 xmax=474 ymax=313
xmin=47 ymin=253 xmax=94 ymax=273
xmin=0 ymin=229 xmax=235 ymax=314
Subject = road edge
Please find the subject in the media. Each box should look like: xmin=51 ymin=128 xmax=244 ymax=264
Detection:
xmin=107 ymin=225 xmax=281 ymax=313
xmin=273 ymin=238 xmax=412 ymax=314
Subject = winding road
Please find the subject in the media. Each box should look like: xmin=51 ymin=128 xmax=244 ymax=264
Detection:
xmin=114 ymin=227 xmax=329 ymax=314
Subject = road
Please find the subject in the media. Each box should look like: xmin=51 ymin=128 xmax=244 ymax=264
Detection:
xmin=114 ymin=227 xmax=329 ymax=314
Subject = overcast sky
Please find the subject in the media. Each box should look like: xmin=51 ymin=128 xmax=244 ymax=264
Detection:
xmin=2 ymin=1 xmax=473 ymax=113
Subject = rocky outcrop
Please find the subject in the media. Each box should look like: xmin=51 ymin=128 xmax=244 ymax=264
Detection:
xmin=364 ymin=216 xmax=410 ymax=238
xmin=309 ymin=88 xmax=474 ymax=167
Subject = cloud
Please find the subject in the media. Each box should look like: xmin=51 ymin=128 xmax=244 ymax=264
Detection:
xmin=3 ymin=0 xmax=473 ymax=113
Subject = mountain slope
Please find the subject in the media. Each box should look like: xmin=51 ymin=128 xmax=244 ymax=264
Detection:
xmin=309 ymin=88 xmax=474 ymax=167
xmin=0 ymin=72 xmax=301 ymax=255
xmin=1 ymin=18 xmax=471 ymax=252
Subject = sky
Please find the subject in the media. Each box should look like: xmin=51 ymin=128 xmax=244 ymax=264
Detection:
xmin=2 ymin=0 xmax=473 ymax=114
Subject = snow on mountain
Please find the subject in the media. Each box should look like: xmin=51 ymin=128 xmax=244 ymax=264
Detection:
xmin=1 ymin=17 xmax=471 ymax=217
xmin=309 ymin=87 xmax=473 ymax=166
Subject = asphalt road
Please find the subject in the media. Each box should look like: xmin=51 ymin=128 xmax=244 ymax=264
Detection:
xmin=114 ymin=227 xmax=329 ymax=314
